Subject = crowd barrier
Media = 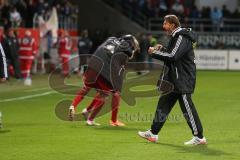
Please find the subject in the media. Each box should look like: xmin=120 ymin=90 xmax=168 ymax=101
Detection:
xmin=195 ymin=50 xmax=240 ymax=70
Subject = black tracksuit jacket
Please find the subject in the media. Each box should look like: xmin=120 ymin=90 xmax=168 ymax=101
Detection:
xmin=152 ymin=28 xmax=197 ymax=94
xmin=0 ymin=43 xmax=8 ymax=79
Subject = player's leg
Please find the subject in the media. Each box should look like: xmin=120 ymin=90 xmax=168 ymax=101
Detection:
xmin=110 ymin=91 xmax=125 ymax=126
xmin=68 ymin=85 xmax=91 ymax=121
xmin=87 ymin=91 xmax=108 ymax=126
xmin=71 ymin=85 xmax=91 ymax=109
xmin=138 ymin=92 xmax=178 ymax=142
xmin=62 ymin=57 xmax=69 ymax=77
xmin=69 ymin=68 xmax=100 ymax=121
xmin=81 ymin=93 xmax=100 ymax=120
xmin=178 ymin=94 xmax=207 ymax=145
xmin=20 ymin=59 xmax=27 ymax=79
xmin=21 ymin=59 xmax=33 ymax=86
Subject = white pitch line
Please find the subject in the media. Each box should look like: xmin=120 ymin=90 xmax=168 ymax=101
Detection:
xmin=24 ymin=87 xmax=50 ymax=92
xmin=0 ymin=91 xmax=56 ymax=103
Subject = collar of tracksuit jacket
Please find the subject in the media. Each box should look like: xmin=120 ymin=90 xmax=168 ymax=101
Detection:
xmin=171 ymin=27 xmax=197 ymax=43
xmin=171 ymin=27 xmax=182 ymax=37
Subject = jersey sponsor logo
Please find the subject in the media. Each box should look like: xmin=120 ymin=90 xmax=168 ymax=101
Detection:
xmin=22 ymin=38 xmax=31 ymax=45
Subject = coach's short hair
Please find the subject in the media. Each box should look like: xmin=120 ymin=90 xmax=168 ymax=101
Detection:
xmin=164 ymin=15 xmax=181 ymax=28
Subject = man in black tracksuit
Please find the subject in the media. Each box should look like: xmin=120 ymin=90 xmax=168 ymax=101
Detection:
xmin=138 ymin=15 xmax=207 ymax=145
xmin=2 ymin=28 xmax=21 ymax=79
xmin=0 ymin=42 xmax=8 ymax=82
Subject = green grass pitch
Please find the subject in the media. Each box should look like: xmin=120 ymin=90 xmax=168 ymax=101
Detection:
xmin=0 ymin=71 xmax=239 ymax=160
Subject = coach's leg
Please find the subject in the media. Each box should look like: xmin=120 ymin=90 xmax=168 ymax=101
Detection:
xmin=179 ymin=94 xmax=203 ymax=138
xmin=151 ymin=92 xmax=178 ymax=135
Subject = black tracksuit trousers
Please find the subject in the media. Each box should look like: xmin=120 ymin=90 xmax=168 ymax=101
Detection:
xmin=151 ymin=92 xmax=203 ymax=138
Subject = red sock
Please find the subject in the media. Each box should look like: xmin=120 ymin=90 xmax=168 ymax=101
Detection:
xmin=88 ymin=97 xmax=105 ymax=121
xmin=71 ymin=86 xmax=90 ymax=109
xmin=72 ymin=95 xmax=84 ymax=109
xmin=86 ymin=94 xmax=99 ymax=112
xmin=111 ymin=92 xmax=120 ymax=122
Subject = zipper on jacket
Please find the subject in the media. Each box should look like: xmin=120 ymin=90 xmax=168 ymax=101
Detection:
xmin=175 ymin=67 xmax=179 ymax=79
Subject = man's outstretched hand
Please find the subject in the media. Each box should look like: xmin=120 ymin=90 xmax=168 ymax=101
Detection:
xmin=148 ymin=44 xmax=163 ymax=55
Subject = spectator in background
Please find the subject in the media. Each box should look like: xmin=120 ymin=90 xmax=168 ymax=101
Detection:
xmin=0 ymin=42 xmax=8 ymax=82
xmin=9 ymin=6 xmax=22 ymax=27
xmin=171 ymin=0 xmax=184 ymax=18
xmin=147 ymin=33 xmax=157 ymax=69
xmin=141 ymin=0 xmax=155 ymax=17
xmin=222 ymin=5 xmax=231 ymax=18
xmin=190 ymin=5 xmax=200 ymax=19
xmin=78 ymin=29 xmax=92 ymax=75
xmin=135 ymin=33 xmax=148 ymax=75
xmin=201 ymin=6 xmax=211 ymax=31
xmin=158 ymin=0 xmax=168 ymax=17
xmin=19 ymin=30 xmax=37 ymax=86
xmin=232 ymin=8 xmax=240 ymax=19
xmin=58 ymin=30 xmax=72 ymax=77
xmin=37 ymin=0 xmax=46 ymax=15
xmin=210 ymin=7 xmax=223 ymax=32
xmin=232 ymin=8 xmax=240 ymax=32
xmin=2 ymin=28 xmax=21 ymax=79
xmin=0 ymin=1 xmax=11 ymax=27
xmin=188 ymin=5 xmax=200 ymax=30
xmin=183 ymin=0 xmax=195 ymax=17
xmin=201 ymin=6 xmax=211 ymax=19
xmin=15 ymin=0 xmax=27 ymax=26
xmin=62 ymin=1 xmax=72 ymax=17
xmin=26 ymin=0 xmax=38 ymax=28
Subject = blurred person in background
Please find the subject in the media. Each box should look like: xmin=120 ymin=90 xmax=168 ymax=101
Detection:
xmin=0 ymin=41 xmax=8 ymax=82
xmin=210 ymin=6 xmax=223 ymax=32
xmin=2 ymin=28 xmax=21 ymax=79
xmin=147 ymin=33 xmax=157 ymax=69
xmin=135 ymin=33 xmax=149 ymax=75
xmin=78 ymin=29 xmax=92 ymax=75
xmin=19 ymin=30 xmax=37 ymax=85
xmin=58 ymin=29 xmax=72 ymax=77
xmin=9 ymin=6 xmax=22 ymax=27
xmin=171 ymin=0 xmax=184 ymax=18
xmin=0 ymin=0 xmax=11 ymax=28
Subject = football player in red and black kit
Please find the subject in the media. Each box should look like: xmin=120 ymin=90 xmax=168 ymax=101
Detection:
xmin=69 ymin=35 xmax=139 ymax=126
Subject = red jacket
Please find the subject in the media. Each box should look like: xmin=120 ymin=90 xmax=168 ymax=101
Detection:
xmin=58 ymin=36 xmax=72 ymax=57
xmin=19 ymin=36 xmax=37 ymax=60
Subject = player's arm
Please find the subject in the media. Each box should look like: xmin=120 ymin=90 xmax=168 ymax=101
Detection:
xmin=149 ymin=36 xmax=190 ymax=62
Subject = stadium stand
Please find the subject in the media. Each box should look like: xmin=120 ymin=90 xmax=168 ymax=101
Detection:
xmin=0 ymin=0 xmax=78 ymax=30
xmin=102 ymin=0 xmax=240 ymax=32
